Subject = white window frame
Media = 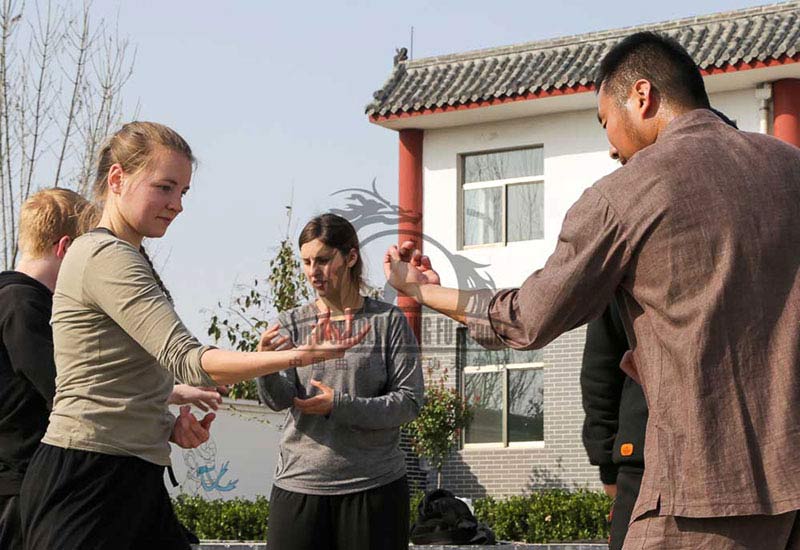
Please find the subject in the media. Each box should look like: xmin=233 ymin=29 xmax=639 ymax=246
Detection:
xmin=462 ymin=362 xmax=546 ymax=450
xmin=458 ymin=146 xmax=545 ymax=250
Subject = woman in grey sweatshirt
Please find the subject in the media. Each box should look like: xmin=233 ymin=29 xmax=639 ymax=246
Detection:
xmin=257 ymin=213 xmax=424 ymax=550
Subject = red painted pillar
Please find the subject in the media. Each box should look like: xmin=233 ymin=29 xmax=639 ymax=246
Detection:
xmin=398 ymin=129 xmax=424 ymax=343
xmin=773 ymin=79 xmax=800 ymax=146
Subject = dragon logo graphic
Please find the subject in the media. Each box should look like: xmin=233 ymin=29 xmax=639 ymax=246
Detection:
xmin=329 ymin=180 xmax=497 ymax=305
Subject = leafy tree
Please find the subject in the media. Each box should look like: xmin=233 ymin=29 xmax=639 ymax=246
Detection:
xmin=207 ymin=210 xmax=310 ymax=400
xmin=405 ymin=370 xmax=472 ymax=488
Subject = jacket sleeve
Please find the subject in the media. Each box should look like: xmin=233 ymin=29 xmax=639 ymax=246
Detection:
xmin=467 ymin=188 xmax=632 ymax=351
xmin=330 ymin=309 xmax=424 ymax=430
xmin=256 ymin=313 xmax=300 ymax=411
xmin=3 ymin=287 xmax=57 ymax=408
xmin=580 ymin=301 xmax=629 ymax=484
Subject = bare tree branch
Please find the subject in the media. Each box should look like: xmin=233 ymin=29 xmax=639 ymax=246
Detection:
xmin=53 ymin=0 xmax=92 ymax=188
xmin=0 ymin=0 xmax=135 ymax=268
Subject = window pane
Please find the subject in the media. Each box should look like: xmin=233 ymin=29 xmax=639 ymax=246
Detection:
xmin=507 ymin=183 xmax=544 ymax=242
xmin=464 ymin=187 xmax=502 ymax=246
xmin=464 ymin=371 xmax=503 ymax=444
xmin=508 ymin=368 xmax=544 ymax=442
xmin=464 ymin=147 xmax=543 ymax=183
xmin=460 ymin=331 xmax=543 ymax=367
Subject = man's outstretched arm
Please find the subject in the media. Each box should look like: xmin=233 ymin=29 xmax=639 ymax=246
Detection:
xmin=384 ymin=187 xmax=633 ymax=351
xmin=384 ymin=242 xmax=492 ymax=326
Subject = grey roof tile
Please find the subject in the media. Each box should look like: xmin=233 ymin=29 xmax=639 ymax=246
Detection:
xmin=367 ymin=1 xmax=800 ymax=118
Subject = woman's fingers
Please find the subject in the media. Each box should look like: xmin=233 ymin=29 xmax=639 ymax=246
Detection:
xmin=315 ymin=311 xmax=330 ymax=344
xmin=193 ymin=399 xmax=210 ymax=412
xmin=258 ymin=324 xmax=285 ymax=351
xmin=350 ymin=324 xmax=371 ymax=347
xmin=199 ymin=412 xmax=216 ymax=430
xmin=342 ymin=307 xmax=353 ymax=339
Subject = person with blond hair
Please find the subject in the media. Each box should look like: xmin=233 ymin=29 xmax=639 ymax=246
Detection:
xmin=0 ymin=188 xmax=95 ymax=550
xmin=18 ymin=122 xmax=366 ymax=550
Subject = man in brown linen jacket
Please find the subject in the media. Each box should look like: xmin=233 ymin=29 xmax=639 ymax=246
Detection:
xmin=384 ymin=31 xmax=800 ymax=549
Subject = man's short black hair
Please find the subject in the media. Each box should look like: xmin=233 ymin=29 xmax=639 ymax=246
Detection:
xmin=596 ymin=31 xmax=710 ymax=109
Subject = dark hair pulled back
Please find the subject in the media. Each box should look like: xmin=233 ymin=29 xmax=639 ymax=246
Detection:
xmin=298 ymin=213 xmax=364 ymax=290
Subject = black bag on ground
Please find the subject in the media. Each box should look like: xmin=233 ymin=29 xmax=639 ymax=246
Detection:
xmin=410 ymin=489 xmax=496 ymax=545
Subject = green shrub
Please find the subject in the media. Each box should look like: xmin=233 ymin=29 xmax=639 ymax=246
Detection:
xmin=174 ymin=492 xmax=424 ymax=541
xmin=409 ymin=489 xmax=425 ymax=520
xmin=172 ymin=489 xmax=611 ymax=543
xmin=405 ymin=373 xmax=471 ymax=488
xmin=173 ymin=495 xmax=269 ymax=541
xmin=473 ymin=490 xmax=612 ymax=543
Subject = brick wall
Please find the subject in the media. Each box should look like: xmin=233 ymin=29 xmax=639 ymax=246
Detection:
xmin=419 ymin=310 xmax=601 ymax=498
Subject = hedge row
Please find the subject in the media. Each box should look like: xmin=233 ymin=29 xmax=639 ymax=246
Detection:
xmin=173 ymin=495 xmax=270 ymax=541
xmin=474 ymin=490 xmax=612 ymax=543
xmin=173 ymin=489 xmax=611 ymax=543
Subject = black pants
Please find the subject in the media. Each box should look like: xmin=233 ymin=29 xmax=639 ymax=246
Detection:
xmin=19 ymin=443 xmax=190 ymax=550
xmin=610 ymin=466 xmax=644 ymax=550
xmin=0 ymin=494 xmax=23 ymax=550
xmin=266 ymin=475 xmax=410 ymax=550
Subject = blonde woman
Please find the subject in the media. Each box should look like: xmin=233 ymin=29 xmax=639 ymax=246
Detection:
xmin=19 ymin=122 xmax=366 ymax=550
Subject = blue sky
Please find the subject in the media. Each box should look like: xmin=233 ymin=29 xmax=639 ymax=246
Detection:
xmin=92 ymin=0 xmax=771 ymax=337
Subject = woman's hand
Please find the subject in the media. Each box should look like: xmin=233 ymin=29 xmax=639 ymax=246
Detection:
xmin=296 ymin=309 xmax=370 ymax=361
xmin=170 ymin=405 xmax=215 ymax=449
xmin=168 ymin=384 xmax=228 ymax=412
xmin=257 ymin=324 xmax=293 ymax=352
xmin=293 ymin=379 xmax=334 ymax=415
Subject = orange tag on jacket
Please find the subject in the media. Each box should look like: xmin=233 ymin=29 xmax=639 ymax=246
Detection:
xmin=620 ymin=443 xmax=634 ymax=457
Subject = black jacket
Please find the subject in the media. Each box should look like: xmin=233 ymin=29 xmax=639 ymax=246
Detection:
xmin=580 ymin=300 xmax=648 ymax=484
xmin=0 ymin=271 xmax=55 ymax=495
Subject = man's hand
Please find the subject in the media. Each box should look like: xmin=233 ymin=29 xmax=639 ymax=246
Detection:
xmin=170 ymin=405 xmax=215 ymax=449
xmin=258 ymin=324 xmax=293 ymax=352
xmin=383 ymin=240 xmax=440 ymax=297
xmin=603 ymin=483 xmax=617 ymax=499
xmin=293 ymin=379 xmax=334 ymax=416
xmin=620 ymin=351 xmax=640 ymax=384
xmin=168 ymin=384 xmax=228 ymax=412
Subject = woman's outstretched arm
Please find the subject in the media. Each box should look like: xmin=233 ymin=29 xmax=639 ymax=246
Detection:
xmin=83 ymin=240 xmax=367 ymax=387
xmin=202 ymin=310 xmax=367 ymax=385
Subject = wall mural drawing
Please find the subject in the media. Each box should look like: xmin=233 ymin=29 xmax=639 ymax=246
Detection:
xmin=181 ymin=438 xmax=240 ymax=496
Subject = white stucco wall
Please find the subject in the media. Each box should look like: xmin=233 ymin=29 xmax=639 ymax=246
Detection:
xmin=168 ymin=401 xmax=284 ymax=500
xmin=421 ymin=85 xmax=763 ymax=288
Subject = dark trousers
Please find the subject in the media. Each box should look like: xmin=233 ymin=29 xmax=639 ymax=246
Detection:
xmin=0 ymin=494 xmax=23 ymax=550
xmin=19 ymin=443 xmax=190 ymax=550
xmin=610 ymin=466 xmax=644 ymax=550
xmin=266 ymin=475 xmax=410 ymax=550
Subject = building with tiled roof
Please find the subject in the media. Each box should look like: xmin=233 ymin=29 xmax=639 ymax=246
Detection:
xmin=368 ymin=1 xmax=799 ymax=124
xmin=365 ymin=2 xmax=800 ymax=497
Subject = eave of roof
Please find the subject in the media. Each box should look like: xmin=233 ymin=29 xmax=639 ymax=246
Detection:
xmin=366 ymin=1 xmax=800 ymax=124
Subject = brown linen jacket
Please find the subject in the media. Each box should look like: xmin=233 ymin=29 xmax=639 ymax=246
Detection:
xmin=469 ymin=109 xmax=800 ymax=519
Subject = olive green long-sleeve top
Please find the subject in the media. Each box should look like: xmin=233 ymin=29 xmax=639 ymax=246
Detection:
xmin=43 ymin=231 xmax=215 ymax=466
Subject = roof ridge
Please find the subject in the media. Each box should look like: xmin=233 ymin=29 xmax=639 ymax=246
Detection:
xmin=405 ymin=1 xmax=799 ymax=69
